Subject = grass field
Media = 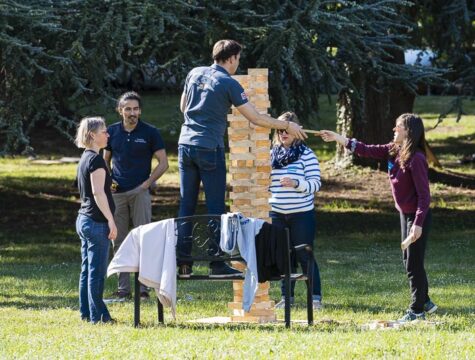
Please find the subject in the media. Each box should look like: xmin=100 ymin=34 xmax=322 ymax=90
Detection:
xmin=0 ymin=95 xmax=474 ymax=358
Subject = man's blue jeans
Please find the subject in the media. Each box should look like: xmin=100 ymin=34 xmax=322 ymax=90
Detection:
xmin=177 ymin=144 xmax=226 ymax=264
xmin=270 ymin=210 xmax=322 ymax=299
xmin=76 ymin=214 xmax=112 ymax=323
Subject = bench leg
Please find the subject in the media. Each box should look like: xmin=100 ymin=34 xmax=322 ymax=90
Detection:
xmin=284 ymin=273 xmax=291 ymax=328
xmin=306 ymin=261 xmax=314 ymax=325
xmin=134 ymin=272 xmax=140 ymax=327
xmin=157 ymin=298 xmax=164 ymax=324
xmin=284 ymin=227 xmax=291 ymax=328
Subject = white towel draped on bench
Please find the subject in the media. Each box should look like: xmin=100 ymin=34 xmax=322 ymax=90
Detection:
xmin=107 ymin=219 xmax=177 ymax=318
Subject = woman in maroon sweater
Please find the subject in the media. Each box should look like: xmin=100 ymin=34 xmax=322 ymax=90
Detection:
xmin=320 ymin=113 xmax=437 ymax=322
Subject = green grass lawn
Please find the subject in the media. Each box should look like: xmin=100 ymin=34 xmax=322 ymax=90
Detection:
xmin=1 ymin=95 xmax=474 ymax=358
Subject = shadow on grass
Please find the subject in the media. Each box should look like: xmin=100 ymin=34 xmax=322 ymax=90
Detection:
xmin=0 ymin=293 xmax=77 ymax=310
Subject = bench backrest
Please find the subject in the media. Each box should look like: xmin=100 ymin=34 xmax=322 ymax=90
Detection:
xmin=175 ymin=215 xmax=243 ymax=263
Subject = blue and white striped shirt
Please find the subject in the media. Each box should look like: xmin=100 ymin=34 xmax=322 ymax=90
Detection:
xmin=269 ymin=146 xmax=321 ymax=214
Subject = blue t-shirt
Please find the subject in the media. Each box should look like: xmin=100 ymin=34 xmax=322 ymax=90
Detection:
xmin=179 ymin=64 xmax=249 ymax=149
xmin=77 ymin=150 xmax=115 ymax=222
xmin=106 ymin=120 xmax=165 ymax=192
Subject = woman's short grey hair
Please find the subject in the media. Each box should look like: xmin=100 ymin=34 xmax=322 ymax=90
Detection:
xmin=75 ymin=116 xmax=106 ymax=148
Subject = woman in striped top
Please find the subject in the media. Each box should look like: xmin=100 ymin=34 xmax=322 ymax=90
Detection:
xmin=269 ymin=112 xmax=323 ymax=310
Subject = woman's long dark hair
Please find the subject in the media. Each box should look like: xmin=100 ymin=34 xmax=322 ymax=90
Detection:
xmin=389 ymin=113 xmax=426 ymax=169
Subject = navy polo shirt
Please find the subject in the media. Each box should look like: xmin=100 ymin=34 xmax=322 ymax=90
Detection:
xmin=179 ymin=64 xmax=248 ymax=149
xmin=106 ymin=120 xmax=165 ymax=192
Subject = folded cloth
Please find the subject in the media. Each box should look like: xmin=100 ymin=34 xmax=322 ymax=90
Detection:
xmin=220 ymin=212 xmax=264 ymax=312
xmin=107 ymin=219 xmax=177 ymax=318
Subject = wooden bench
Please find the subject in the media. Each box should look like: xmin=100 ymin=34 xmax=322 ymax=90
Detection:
xmin=133 ymin=214 xmax=316 ymax=328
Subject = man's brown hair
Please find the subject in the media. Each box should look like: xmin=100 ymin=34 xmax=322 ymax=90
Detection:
xmin=212 ymin=40 xmax=242 ymax=63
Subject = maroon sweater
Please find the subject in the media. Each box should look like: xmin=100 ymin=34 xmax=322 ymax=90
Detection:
xmin=347 ymin=140 xmax=431 ymax=227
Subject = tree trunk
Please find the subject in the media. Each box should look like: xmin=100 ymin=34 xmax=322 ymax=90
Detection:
xmin=336 ymin=51 xmax=415 ymax=170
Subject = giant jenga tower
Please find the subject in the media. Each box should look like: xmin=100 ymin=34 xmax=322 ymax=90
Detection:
xmin=227 ymin=68 xmax=276 ymax=323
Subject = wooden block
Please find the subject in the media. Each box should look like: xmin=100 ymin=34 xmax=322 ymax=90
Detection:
xmin=230 ymin=147 xmax=252 ymax=154
xmin=256 ymin=179 xmax=270 ymax=186
xmin=249 ymin=82 xmax=269 ymax=89
xmin=253 ymin=100 xmax=271 ymax=108
xmin=258 ymin=282 xmax=270 ymax=290
xmin=254 ymin=160 xmax=272 ymax=166
xmin=228 ymin=301 xmax=275 ymax=310
xmin=230 ymin=192 xmax=253 ymax=200
xmin=237 ymin=308 xmax=276 ymax=317
xmin=251 ymin=94 xmax=269 ymax=101
xmin=253 ymin=126 xmax=271 ymax=134
xmin=230 ymin=160 xmax=245 ymax=168
xmin=255 ymin=87 xmax=268 ymax=95
xmin=254 ymin=140 xmax=270 ymax=148
xmin=231 ymin=186 xmax=250 ymax=193
xmin=248 ymin=68 xmax=268 ymax=76
xmin=230 ymin=315 xmax=276 ymax=323
xmin=256 ymin=152 xmax=270 ymax=161
xmin=255 ymin=287 xmax=271 ymax=297
xmin=255 ymin=205 xmax=271 ymax=212
xmin=229 ymin=167 xmax=254 ymax=174
xmin=229 ymin=140 xmax=254 ymax=147
xmin=250 ymin=198 xmax=269 ymax=206
xmin=256 ymin=165 xmax=271 ymax=173
xmin=229 ymin=133 xmax=249 ymax=142
xmin=249 ymin=133 xmax=270 ymax=141
xmin=232 ymin=173 xmax=251 ymax=180
xmin=232 ymin=198 xmax=251 ymax=206
xmin=251 ymin=172 xmax=269 ymax=180
xmin=229 ymin=120 xmax=250 ymax=129
xmin=228 ymin=127 xmax=252 ymax=135
xmin=229 ymin=153 xmax=255 ymax=161
xmin=232 ymin=281 xmax=244 ymax=290
xmin=233 ymin=294 xmax=270 ymax=302
xmin=229 ymin=179 xmax=254 ymax=187
xmin=249 ymin=186 xmax=269 ymax=193
xmin=255 ymin=75 xmax=268 ymax=83
xmin=231 ymin=261 xmax=247 ymax=271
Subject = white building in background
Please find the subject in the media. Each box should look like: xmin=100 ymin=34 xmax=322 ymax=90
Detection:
xmin=404 ymin=49 xmax=436 ymax=67
xmin=405 ymin=49 xmax=436 ymax=95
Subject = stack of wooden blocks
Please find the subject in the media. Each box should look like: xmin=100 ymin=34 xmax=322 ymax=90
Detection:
xmin=227 ymin=68 xmax=276 ymax=323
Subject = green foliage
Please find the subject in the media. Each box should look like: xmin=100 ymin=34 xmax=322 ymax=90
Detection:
xmin=0 ymin=0 xmax=195 ymax=155
xmin=1 ymin=0 xmax=473 ymax=155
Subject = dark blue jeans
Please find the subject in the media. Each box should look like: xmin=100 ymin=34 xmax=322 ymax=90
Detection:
xmin=270 ymin=210 xmax=322 ymax=299
xmin=177 ymin=144 xmax=226 ymax=264
xmin=76 ymin=214 xmax=112 ymax=323
xmin=400 ymin=209 xmax=432 ymax=313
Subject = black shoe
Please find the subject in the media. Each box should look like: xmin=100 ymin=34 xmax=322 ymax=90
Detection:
xmin=140 ymin=291 xmax=150 ymax=301
xmin=178 ymin=264 xmax=193 ymax=278
xmin=111 ymin=290 xmax=131 ymax=300
xmin=209 ymin=263 xmax=243 ymax=278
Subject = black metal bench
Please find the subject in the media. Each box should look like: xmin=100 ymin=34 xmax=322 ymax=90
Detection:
xmin=133 ymin=214 xmax=315 ymax=328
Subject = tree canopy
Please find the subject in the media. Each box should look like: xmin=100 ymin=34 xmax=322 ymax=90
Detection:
xmin=1 ymin=0 xmax=473 ymax=154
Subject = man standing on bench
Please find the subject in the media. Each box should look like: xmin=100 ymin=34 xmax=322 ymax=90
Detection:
xmin=177 ymin=39 xmax=307 ymax=278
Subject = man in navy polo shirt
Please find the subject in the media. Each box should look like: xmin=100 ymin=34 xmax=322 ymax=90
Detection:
xmin=104 ymin=91 xmax=169 ymax=299
xmin=177 ymin=39 xmax=306 ymax=277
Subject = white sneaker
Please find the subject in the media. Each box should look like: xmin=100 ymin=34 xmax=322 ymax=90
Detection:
xmin=275 ymin=297 xmax=294 ymax=309
xmin=313 ymin=299 xmax=323 ymax=310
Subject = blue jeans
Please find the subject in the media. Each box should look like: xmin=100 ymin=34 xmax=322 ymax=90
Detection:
xmin=270 ymin=210 xmax=322 ymax=299
xmin=177 ymin=144 xmax=226 ymax=264
xmin=76 ymin=214 xmax=112 ymax=323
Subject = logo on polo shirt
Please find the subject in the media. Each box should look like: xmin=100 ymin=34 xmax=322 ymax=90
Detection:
xmin=287 ymin=166 xmax=298 ymax=173
xmin=134 ymin=138 xmax=147 ymax=144
xmin=241 ymin=91 xmax=247 ymax=100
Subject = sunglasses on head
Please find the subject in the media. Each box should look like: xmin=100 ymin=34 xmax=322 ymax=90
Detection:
xmin=277 ymin=129 xmax=288 ymax=135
